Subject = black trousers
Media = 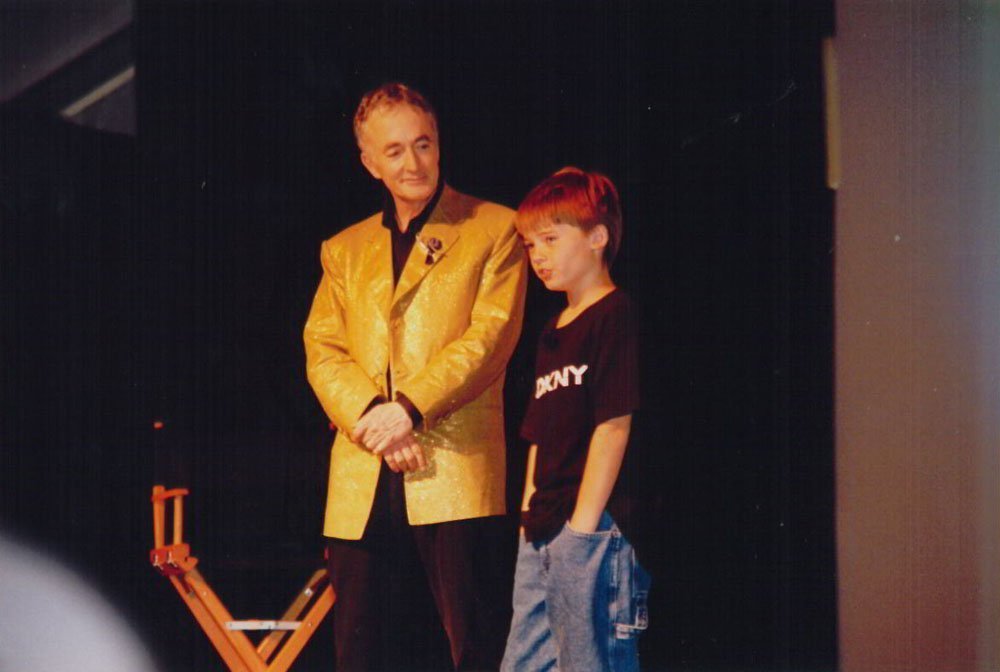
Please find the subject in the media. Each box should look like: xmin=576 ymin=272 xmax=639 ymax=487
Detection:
xmin=327 ymin=462 xmax=510 ymax=671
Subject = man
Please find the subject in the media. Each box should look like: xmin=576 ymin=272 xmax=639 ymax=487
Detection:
xmin=304 ymin=82 xmax=526 ymax=671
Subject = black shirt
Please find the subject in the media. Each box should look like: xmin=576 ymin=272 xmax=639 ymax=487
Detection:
xmin=380 ymin=179 xmax=445 ymax=284
xmin=520 ymin=288 xmax=640 ymax=542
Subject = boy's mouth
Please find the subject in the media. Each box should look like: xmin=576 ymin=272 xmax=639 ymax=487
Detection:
xmin=536 ymin=268 xmax=552 ymax=281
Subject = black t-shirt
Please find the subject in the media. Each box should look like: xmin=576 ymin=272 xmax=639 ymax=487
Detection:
xmin=520 ymin=288 xmax=640 ymax=542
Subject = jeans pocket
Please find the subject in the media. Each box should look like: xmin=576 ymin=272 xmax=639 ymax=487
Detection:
xmin=551 ymin=520 xmax=613 ymax=569
xmin=563 ymin=521 xmax=615 ymax=541
xmin=613 ymin=544 xmax=651 ymax=640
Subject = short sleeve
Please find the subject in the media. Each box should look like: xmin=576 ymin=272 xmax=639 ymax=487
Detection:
xmin=590 ymin=296 xmax=640 ymax=424
xmin=520 ymin=413 xmax=541 ymax=444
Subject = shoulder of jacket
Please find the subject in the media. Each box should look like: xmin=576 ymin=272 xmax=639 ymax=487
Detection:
xmin=482 ymin=202 xmax=517 ymax=236
xmin=442 ymin=187 xmax=516 ymax=237
xmin=322 ymin=212 xmax=383 ymax=250
xmin=474 ymin=197 xmax=515 ymax=221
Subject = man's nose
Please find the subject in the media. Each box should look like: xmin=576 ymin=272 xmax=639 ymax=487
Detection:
xmin=402 ymin=148 xmax=419 ymax=171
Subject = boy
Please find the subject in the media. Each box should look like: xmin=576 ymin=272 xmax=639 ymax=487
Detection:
xmin=501 ymin=167 xmax=650 ymax=671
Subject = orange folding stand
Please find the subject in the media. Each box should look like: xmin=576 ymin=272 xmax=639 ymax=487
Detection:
xmin=150 ymin=485 xmax=335 ymax=672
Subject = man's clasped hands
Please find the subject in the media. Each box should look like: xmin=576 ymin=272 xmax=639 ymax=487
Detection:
xmin=351 ymin=402 xmax=427 ymax=473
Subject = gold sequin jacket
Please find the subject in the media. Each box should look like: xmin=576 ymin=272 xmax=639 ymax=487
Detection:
xmin=304 ymin=186 xmax=527 ymax=539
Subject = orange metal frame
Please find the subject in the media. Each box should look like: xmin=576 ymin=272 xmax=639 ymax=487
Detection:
xmin=150 ymin=485 xmax=335 ymax=672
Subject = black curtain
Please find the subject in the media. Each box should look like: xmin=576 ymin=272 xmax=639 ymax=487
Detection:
xmin=1 ymin=2 xmax=835 ymax=670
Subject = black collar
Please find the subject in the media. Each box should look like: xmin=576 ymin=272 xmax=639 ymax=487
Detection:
xmin=380 ymin=179 xmax=445 ymax=236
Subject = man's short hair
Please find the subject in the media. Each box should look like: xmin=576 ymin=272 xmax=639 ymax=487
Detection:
xmin=353 ymin=82 xmax=438 ymax=148
xmin=514 ymin=167 xmax=624 ymax=266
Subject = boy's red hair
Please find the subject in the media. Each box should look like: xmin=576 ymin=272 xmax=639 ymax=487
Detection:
xmin=514 ymin=167 xmax=623 ymax=265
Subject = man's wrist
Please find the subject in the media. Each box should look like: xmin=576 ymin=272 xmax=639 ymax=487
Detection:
xmin=395 ymin=393 xmax=424 ymax=429
xmin=359 ymin=396 xmax=386 ymax=420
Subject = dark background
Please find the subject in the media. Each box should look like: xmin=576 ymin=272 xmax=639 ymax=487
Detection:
xmin=1 ymin=1 xmax=836 ymax=670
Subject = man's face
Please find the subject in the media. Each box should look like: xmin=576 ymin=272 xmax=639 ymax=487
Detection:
xmin=359 ymin=103 xmax=440 ymax=210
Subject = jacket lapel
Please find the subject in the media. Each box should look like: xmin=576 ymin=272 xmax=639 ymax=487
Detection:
xmin=391 ymin=188 xmax=461 ymax=309
xmin=365 ymin=223 xmax=394 ymax=327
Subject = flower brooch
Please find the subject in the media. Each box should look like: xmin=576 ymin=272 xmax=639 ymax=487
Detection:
xmin=418 ymin=236 xmax=443 ymax=265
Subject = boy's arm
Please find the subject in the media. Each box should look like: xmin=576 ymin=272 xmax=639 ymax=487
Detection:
xmin=521 ymin=444 xmax=538 ymax=513
xmin=518 ymin=444 xmax=538 ymax=535
xmin=568 ymin=414 xmax=632 ymax=534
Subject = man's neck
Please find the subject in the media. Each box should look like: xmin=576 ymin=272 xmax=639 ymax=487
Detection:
xmin=393 ymin=196 xmax=432 ymax=233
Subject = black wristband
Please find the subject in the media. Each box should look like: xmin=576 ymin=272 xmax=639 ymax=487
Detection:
xmin=359 ymin=396 xmax=386 ymax=421
xmin=395 ymin=392 xmax=424 ymax=429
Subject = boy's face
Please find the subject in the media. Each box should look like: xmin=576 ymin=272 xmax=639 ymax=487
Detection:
xmin=521 ymin=219 xmax=607 ymax=294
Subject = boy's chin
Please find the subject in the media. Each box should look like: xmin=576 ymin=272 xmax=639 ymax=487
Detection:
xmin=540 ymin=278 xmax=564 ymax=292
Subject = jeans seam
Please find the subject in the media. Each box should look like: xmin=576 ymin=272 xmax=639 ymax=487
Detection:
xmin=611 ymin=542 xmax=650 ymax=641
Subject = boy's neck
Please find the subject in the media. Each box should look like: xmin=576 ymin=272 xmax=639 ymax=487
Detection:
xmin=560 ymin=269 xmax=615 ymax=326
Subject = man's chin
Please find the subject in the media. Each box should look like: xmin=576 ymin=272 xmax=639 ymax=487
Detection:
xmin=395 ymin=186 xmax=436 ymax=205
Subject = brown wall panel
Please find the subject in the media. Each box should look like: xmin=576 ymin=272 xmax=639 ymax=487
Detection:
xmin=834 ymin=2 xmax=1000 ymax=671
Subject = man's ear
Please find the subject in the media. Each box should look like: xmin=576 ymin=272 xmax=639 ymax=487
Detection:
xmin=589 ymin=224 xmax=610 ymax=253
xmin=359 ymin=149 xmax=382 ymax=180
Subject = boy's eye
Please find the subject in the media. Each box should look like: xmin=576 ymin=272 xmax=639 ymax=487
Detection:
xmin=523 ymin=242 xmax=534 ymax=251
xmin=544 ymin=236 xmax=557 ymax=244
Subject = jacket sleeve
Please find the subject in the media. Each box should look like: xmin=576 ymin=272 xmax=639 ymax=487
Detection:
xmin=396 ymin=216 xmax=527 ymax=427
xmin=303 ymin=239 xmax=383 ymax=433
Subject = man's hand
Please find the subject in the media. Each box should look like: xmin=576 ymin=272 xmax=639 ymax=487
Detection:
xmin=379 ymin=433 xmax=427 ymax=473
xmin=351 ymin=402 xmax=414 ymax=454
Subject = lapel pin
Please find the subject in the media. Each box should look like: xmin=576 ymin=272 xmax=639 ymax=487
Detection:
xmin=419 ymin=236 xmax=443 ymax=265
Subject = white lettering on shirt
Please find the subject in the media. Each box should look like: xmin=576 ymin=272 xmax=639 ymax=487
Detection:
xmin=535 ymin=364 xmax=589 ymax=399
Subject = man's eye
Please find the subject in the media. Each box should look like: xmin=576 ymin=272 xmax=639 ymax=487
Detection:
xmin=544 ymin=236 xmax=557 ymax=244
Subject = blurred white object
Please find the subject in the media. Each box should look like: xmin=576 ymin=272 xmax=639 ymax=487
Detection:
xmin=0 ymin=533 xmax=157 ymax=672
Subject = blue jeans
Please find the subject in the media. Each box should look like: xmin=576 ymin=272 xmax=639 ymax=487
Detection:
xmin=501 ymin=512 xmax=651 ymax=672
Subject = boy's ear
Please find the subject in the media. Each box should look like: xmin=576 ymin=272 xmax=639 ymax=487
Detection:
xmin=589 ymin=224 xmax=610 ymax=252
